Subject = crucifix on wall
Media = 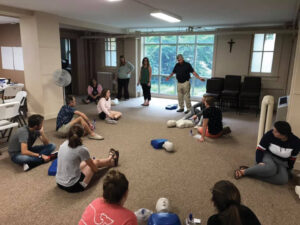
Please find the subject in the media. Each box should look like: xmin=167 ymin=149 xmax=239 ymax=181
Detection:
xmin=228 ymin=39 xmax=235 ymax=53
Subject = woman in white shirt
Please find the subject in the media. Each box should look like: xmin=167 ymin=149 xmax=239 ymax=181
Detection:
xmin=97 ymin=89 xmax=122 ymax=124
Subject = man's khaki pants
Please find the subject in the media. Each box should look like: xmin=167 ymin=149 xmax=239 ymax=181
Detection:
xmin=177 ymin=80 xmax=191 ymax=110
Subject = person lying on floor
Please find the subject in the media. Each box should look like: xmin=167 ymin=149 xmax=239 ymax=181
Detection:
xmin=97 ymin=89 xmax=122 ymax=124
xmin=56 ymin=124 xmax=119 ymax=193
xmin=56 ymin=95 xmax=103 ymax=140
xmin=8 ymin=114 xmax=57 ymax=171
xmin=235 ymin=121 xmax=300 ymax=185
xmin=208 ymin=180 xmax=261 ymax=225
xmin=79 ymin=169 xmax=137 ymax=225
xmin=82 ymin=78 xmax=102 ymax=104
xmin=197 ymin=96 xmax=231 ymax=142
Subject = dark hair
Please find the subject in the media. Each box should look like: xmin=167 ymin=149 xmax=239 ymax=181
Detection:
xmin=142 ymin=57 xmax=150 ymax=68
xmin=274 ymin=121 xmax=292 ymax=137
xmin=103 ymin=170 xmax=129 ymax=204
xmin=205 ymin=96 xmax=215 ymax=106
xmin=100 ymin=88 xmax=110 ymax=99
xmin=211 ymin=180 xmax=242 ymax=225
xmin=120 ymin=55 xmax=125 ymax=66
xmin=28 ymin=114 xmax=44 ymax=128
xmin=66 ymin=95 xmax=75 ymax=105
xmin=90 ymin=78 xmax=97 ymax=87
xmin=68 ymin=124 xmax=84 ymax=148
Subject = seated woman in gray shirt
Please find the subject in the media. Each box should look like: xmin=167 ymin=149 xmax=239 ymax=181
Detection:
xmin=56 ymin=124 xmax=119 ymax=193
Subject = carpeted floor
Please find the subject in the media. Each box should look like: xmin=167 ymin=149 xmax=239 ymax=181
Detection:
xmin=0 ymin=97 xmax=299 ymax=225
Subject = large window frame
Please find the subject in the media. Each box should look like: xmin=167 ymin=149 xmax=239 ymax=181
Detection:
xmin=250 ymin=33 xmax=276 ymax=75
xmin=143 ymin=35 xmax=215 ymax=97
xmin=105 ymin=38 xmax=117 ymax=67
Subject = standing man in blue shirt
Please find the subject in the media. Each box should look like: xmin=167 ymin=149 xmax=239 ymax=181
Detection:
xmin=166 ymin=54 xmax=205 ymax=114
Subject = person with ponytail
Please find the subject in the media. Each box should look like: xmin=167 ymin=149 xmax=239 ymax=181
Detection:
xmin=208 ymin=180 xmax=261 ymax=225
xmin=79 ymin=170 xmax=137 ymax=225
xmin=56 ymin=124 xmax=119 ymax=193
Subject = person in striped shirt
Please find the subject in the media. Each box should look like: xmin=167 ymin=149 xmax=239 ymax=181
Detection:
xmin=235 ymin=121 xmax=300 ymax=185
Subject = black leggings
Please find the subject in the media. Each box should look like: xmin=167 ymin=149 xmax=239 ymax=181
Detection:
xmin=141 ymin=83 xmax=151 ymax=101
xmin=117 ymin=78 xmax=130 ymax=99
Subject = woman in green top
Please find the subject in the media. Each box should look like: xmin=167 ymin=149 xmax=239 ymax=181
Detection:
xmin=138 ymin=57 xmax=152 ymax=106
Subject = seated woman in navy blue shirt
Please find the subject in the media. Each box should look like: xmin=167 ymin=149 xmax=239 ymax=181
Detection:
xmin=208 ymin=180 xmax=261 ymax=225
xmin=235 ymin=121 xmax=300 ymax=185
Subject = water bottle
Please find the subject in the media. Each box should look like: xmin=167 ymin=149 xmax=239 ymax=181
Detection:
xmin=185 ymin=213 xmax=194 ymax=225
xmin=92 ymin=119 xmax=96 ymax=130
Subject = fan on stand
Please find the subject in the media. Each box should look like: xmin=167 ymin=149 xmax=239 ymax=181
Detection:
xmin=53 ymin=69 xmax=72 ymax=103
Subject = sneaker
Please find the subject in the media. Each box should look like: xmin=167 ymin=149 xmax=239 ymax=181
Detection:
xmin=176 ymin=108 xmax=184 ymax=113
xmin=184 ymin=109 xmax=190 ymax=114
xmin=88 ymin=133 xmax=104 ymax=140
xmin=49 ymin=152 xmax=58 ymax=161
xmin=23 ymin=164 xmax=30 ymax=172
xmin=105 ymin=118 xmax=118 ymax=124
xmin=81 ymin=99 xmax=89 ymax=104
xmin=222 ymin=126 xmax=231 ymax=135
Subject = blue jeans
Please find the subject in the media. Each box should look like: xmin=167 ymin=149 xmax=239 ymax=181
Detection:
xmin=11 ymin=144 xmax=56 ymax=167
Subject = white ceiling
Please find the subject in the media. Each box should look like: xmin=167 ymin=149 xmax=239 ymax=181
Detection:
xmin=0 ymin=0 xmax=298 ymax=29
xmin=0 ymin=15 xmax=19 ymax=24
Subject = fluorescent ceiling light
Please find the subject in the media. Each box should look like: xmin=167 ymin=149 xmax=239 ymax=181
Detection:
xmin=107 ymin=0 xmax=122 ymax=2
xmin=150 ymin=11 xmax=181 ymax=23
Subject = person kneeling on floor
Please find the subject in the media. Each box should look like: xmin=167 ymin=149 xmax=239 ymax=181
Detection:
xmin=56 ymin=124 xmax=119 ymax=193
xmin=234 ymin=121 xmax=300 ymax=185
xmin=79 ymin=170 xmax=137 ymax=225
xmin=197 ymin=96 xmax=231 ymax=142
xmin=56 ymin=95 xmax=103 ymax=140
xmin=8 ymin=114 xmax=57 ymax=171
xmin=97 ymin=89 xmax=122 ymax=124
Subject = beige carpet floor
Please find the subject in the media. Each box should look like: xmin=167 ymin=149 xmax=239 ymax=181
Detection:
xmin=0 ymin=97 xmax=299 ymax=225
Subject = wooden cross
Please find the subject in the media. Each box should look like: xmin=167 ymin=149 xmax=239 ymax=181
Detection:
xmin=228 ymin=39 xmax=235 ymax=53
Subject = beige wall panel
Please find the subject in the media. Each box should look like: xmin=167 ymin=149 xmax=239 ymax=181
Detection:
xmin=214 ymin=34 xmax=252 ymax=77
xmin=20 ymin=15 xmax=44 ymax=115
xmin=39 ymin=47 xmax=61 ymax=74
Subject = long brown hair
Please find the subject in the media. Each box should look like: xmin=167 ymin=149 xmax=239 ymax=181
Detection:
xmin=142 ymin=57 xmax=150 ymax=68
xmin=68 ymin=124 xmax=84 ymax=148
xmin=211 ymin=180 xmax=242 ymax=225
xmin=100 ymin=88 xmax=110 ymax=100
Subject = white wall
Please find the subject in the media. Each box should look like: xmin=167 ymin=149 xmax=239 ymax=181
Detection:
xmin=214 ymin=33 xmax=295 ymax=105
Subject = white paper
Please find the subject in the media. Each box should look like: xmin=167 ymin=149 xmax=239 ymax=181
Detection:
xmin=13 ymin=47 xmax=24 ymax=71
xmin=1 ymin=47 xmax=14 ymax=70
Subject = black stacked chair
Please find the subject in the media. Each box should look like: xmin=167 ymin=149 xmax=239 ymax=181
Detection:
xmin=203 ymin=78 xmax=224 ymax=107
xmin=221 ymin=75 xmax=241 ymax=111
xmin=239 ymin=77 xmax=261 ymax=116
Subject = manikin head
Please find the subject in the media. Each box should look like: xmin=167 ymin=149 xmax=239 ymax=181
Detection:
xmin=156 ymin=197 xmax=170 ymax=212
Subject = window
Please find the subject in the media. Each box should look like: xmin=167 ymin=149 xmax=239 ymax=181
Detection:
xmin=143 ymin=35 xmax=214 ymax=97
xmin=250 ymin=33 xmax=276 ymax=73
xmin=1 ymin=46 xmax=24 ymax=71
xmin=105 ymin=38 xmax=117 ymax=67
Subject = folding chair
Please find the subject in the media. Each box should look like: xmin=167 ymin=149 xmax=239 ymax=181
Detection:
xmin=4 ymin=91 xmax=27 ymax=126
xmin=0 ymin=102 xmax=20 ymax=151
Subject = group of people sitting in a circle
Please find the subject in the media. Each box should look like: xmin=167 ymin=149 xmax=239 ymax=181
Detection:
xmin=6 ymin=53 xmax=300 ymax=225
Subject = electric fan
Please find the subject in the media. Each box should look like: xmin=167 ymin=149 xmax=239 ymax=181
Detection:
xmin=53 ymin=69 xmax=72 ymax=102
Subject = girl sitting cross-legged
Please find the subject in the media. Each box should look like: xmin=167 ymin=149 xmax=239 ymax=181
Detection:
xmin=97 ymin=89 xmax=122 ymax=124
